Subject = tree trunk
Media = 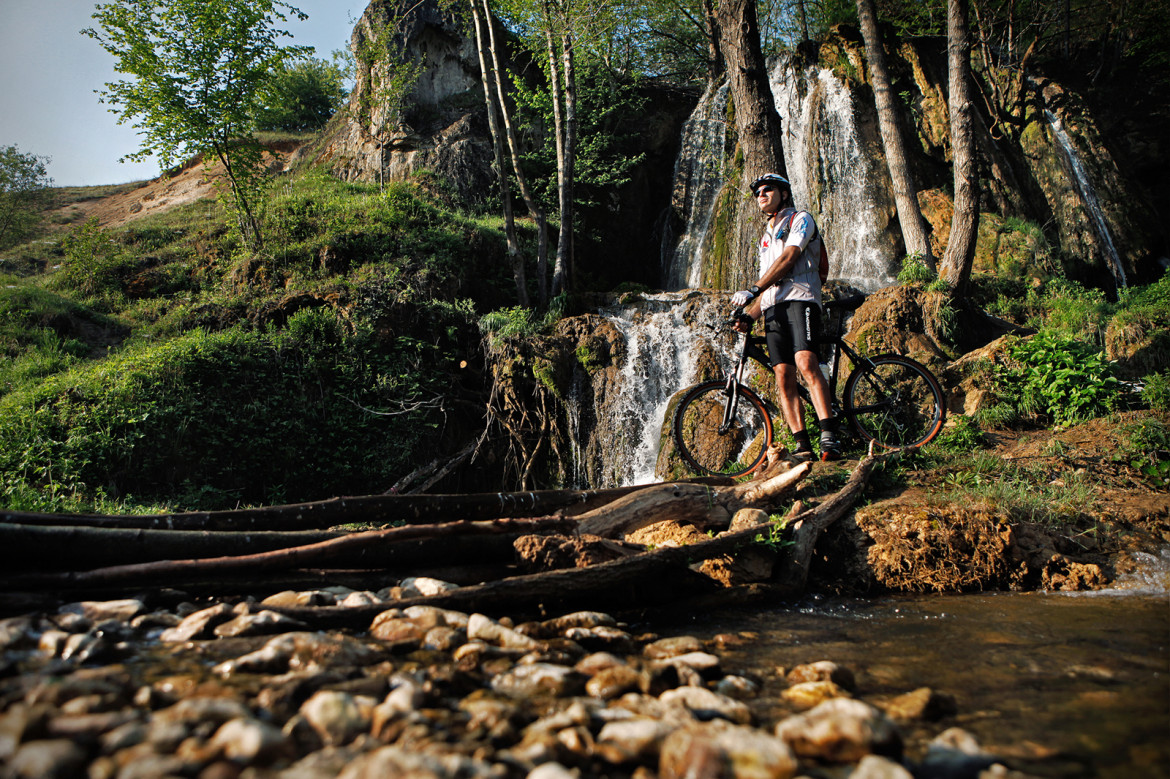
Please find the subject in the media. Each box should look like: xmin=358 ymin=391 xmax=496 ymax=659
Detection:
xmin=715 ymin=0 xmax=785 ymax=183
xmin=481 ymin=0 xmax=550 ymax=306
xmin=939 ymin=0 xmax=979 ymax=297
xmin=856 ymin=0 xmax=936 ymax=270
xmin=470 ymin=0 xmax=528 ymax=306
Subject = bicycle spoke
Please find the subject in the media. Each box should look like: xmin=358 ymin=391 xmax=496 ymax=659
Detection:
xmin=844 ymin=356 xmax=944 ymax=449
xmin=673 ymin=381 xmax=772 ymax=477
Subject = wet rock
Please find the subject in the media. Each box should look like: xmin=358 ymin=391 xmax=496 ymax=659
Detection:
xmin=469 ymin=613 xmax=543 ymax=651
xmin=596 ymin=718 xmax=676 ymax=763
xmin=537 ymin=611 xmax=618 ymax=635
xmin=775 ymin=698 xmax=902 ymax=763
xmin=786 ymin=660 xmax=856 ymax=691
xmin=213 ymin=609 xmax=308 ymax=638
xmin=781 ymin=680 xmax=851 ymax=709
xmin=370 ymin=677 xmax=426 ymax=736
xmin=278 ymin=744 xmax=373 ymax=779
xmin=715 ymin=675 xmax=761 ymax=700
xmin=369 ymin=613 xmax=429 ymax=646
xmin=643 ymin=635 xmax=703 ymax=659
xmin=7 ymin=738 xmax=89 ymax=779
xmin=491 ymin=663 xmax=587 ymax=699
xmin=660 ymin=685 xmax=753 ymax=725
xmin=299 ymin=690 xmax=374 ymax=746
xmin=208 ymin=716 xmax=292 ymax=764
xmin=423 ymin=625 xmax=465 ymax=651
xmin=657 ymin=650 xmax=721 ymax=675
xmin=155 ymin=696 xmax=253 ymax=728
xmin=527 ymin=762 xmax=579 ymax=779
xmin=659 ymin=722 xmax=799 ymax=779
xmin=563 ymin=625 xmax=636 ymax=654
xmin=338 ymin=590 xmax=381 ymax=607
xmin=46 ymin=710 xmax=139 ymax=740
xmin=585 ymin=665 xmax=643 ymax=700
xmin=403 ymin=605 xmax=471 ymax=629
xmin=38 ymin=629 xmax=70 ymax=657
xmin=59 ymin=599 xmax=145 ymax=624
xmin=574 ymin=651 xmax=626 ymax=676
xmin=918 ymin=727 xmax=998 ymax=778
xmin=100 ymin=720 xmax=149 ymax=752
xmin=129 ymin=611 xmax=182 ymax=630
xmin=261 ymin=590 xmax=336 ymax=608
xmin=160 ymin=603 xmax=234 ymax=642
xmin=215 ymin=632 xmax=382 ymax=676
xmin=881 ymin=687 xmax=957 ymax=722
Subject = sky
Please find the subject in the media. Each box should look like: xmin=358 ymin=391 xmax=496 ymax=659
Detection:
xmin=0 ymin=0 xmax=370 ymax=187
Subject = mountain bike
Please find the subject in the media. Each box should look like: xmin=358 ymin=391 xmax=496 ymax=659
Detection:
xmin=671 ymin=293 xmax=946 ymax=477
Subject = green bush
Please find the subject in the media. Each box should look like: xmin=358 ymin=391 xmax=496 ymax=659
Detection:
xmin=897 ymin=253 xmax=936 ymax=285
xmin=931 ymin=414 xmax=986 ymax=453
xmin=1142 ymin=371 xmax=1170 ymax=413
xmin=992 ymin=333 xmax=1121 ymax=424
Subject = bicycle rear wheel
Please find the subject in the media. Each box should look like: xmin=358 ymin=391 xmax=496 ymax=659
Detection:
xmin=672 ymin=380 xmax=773 ymax=477
xmin=842 ymin=354 xmax=945 ymax=449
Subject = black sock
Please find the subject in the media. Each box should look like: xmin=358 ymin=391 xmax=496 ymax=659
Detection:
xmin=818 ymin=416 xmax=840 ymax=435
xmin=792 ymin=430 xmax=812 ymax=452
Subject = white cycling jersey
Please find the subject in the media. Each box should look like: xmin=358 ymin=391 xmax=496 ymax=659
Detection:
xmin=757 ymin=207 xmax=823 ymax=311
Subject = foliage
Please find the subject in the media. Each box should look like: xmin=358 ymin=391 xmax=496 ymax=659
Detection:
xmin=897 ymin=252 xmax=935 ymax=284
xmin=930 ymin=414 xmax=986 ymax=453
xmin=479 ymin=305 xmax=540 ymax=349
xmin=0 ymin=314 xmax=459 ymax=511
xmin=54 ymin=219 xmax=136 ymax=300
xmin=252 ymin=56 xmax=349 ymax=132
xmin=1142 ymin=372 xmax=1170 ymax=414
xmin=936 ymin=450 xmax=1095 ymax=526
xmin=84 ymin=0 xmax=311 ymax=251
xmin=1114 ymin=417 xmax=1170 ymax=491
xmin=990 ymin=333 xmax=1121 ymax=425
xmin=0 ymin=145 xmax=54 ymax=250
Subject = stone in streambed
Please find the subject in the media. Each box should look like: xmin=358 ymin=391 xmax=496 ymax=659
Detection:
xmin=781 ymin=680 xmax=851 ymax=709
xmin=785 ymin=660 xmax=856 ymax=691
xmin=775 ymin=698 xmax=902 ymax=763
xmin=659 ymin=722 xmax=799 ymax=779
xmin=213 ymin=609 xmax=307 ymax=637
xmin=659 ymin=686 xmax=753 ymax=725
xmin=6 ymin=739 xmax=88 ymax=779
xmin=299 ymin=690 xmax=375 ymax=746
xmin=491 ymin=663 xmax=587 ymax=699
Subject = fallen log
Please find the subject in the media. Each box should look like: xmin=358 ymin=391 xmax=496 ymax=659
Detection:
xmin=0 ymin=517 xmax=577 ymax=591
xmin=0 ymin=481 xmax=728 ymax=533
xmin=576 ymin=462 xmax=810 ymax=538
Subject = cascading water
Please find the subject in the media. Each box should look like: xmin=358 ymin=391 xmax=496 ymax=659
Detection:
xmin=1045 ymin=110 xmax=1127 ymax=292
xmin=769 ymin=57 xmax=898 ymax=291
xmin=589 ymin=293 xmax=737 ymax=487
xmin=663 ymin=81 xmax=730 ymax=290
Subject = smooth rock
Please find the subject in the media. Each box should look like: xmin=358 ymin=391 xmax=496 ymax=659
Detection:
xmin=403 ymin=605 xmax=470 ymax=629
xmin=491 ymin=663 xmax=587 ymax=699
xmin=261 ymin=590 xmax=336 ymax=608
xmin=585 ymin=665 xmax=643 ymax=700
xmin=643 ymin=635 xmax=703 ymax=659
xmin=775 ymin=698 xmax=902 ymax=763
xmin=527 ymin=762 xmax=580 ymax=779
xmin=299 ymin=690 xmax=373 ymax=746
xmin=423 ymin=625 xmax=465 ymax=651
xmin=59 ymin=599 xmax=145 ymax=623
xmin=398 ymin=577 xmax=460 ymax=597
xmin=781 ymin=680 xmax=851 ymax=709
xmin=7 ymin=739 xmax=87 ymax=779
xmin=786 ymin=660 xmax=856 ymax=691
xmin=595 ymin=718 xmax=675 ymax=763
xmin=728 ymin=508 xmax=771 ymax=532
xmin=659 ymin=722 xmax=798 ymax=779
xmin=882 ymin=687 xmax=958 ymax=722
xmin=336 ymin=745 xmax=496 ymax=778
xmin=715 ymin=675 xmax=761 ymax=700
xmin=338 ymin=591 xmax=381 ymax=607
xmin=159 ymin=603 xmax=233 ymax=642
xmin=659 ymin=685 xmax=752 ymax=725
xmin=853 ymin=754 xmax=916 ymax=778
xmin=468 ymin=613 xmax=543 ymax=651
xmin=574 ymin=651 xmax=626 ymax=676
xmin=919 ymin=727 xmax=998 ymax=777
xmin=213 ymin=609 xmax=307 ymax=638
xmin=368 ymin=615 xmax=428 ymax=646
xmin=208 ymin=717 xmax=291 ymax=764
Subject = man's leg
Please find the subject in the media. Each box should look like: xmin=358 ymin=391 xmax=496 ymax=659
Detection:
xmin=795 ymin=349 xmax=841 ymax=460
xmin=774 ymin=363 xmax=814 ymax=460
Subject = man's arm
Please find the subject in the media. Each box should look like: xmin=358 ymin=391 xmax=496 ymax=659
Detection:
xmin=753 ymin=244 xmax=801 ymax=292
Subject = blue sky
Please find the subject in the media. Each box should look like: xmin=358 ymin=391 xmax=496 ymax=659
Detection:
xmin=0 ymin=0 xmax=369 ymax=187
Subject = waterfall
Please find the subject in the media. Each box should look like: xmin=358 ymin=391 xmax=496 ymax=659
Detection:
xmin=1045 ymin=110 xmax=1127 ymax=291
xmin=769 ymin=57 xmax=897 ymax=291
xmin=592 ymin=293 xmax=736 ymax=487
xmin=663 ymin=81 xmax=730 ymax=290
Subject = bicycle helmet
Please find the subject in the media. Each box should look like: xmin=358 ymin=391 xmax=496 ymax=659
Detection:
xmin=749 ymin=173 xmax=791 ymax=196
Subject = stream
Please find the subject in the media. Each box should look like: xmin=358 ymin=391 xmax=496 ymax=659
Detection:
xmin=659 ymin=553 xmax=1170 ymax=777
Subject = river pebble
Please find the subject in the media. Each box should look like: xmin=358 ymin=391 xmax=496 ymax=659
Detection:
xmin=0 ymin=588 xmax=1050 ymax=779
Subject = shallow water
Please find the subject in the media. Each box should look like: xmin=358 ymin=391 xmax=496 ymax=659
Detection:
xmin=665 ymin=575 xmax=1169 ymax=777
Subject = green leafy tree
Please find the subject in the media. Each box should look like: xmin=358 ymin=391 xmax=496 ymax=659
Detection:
xmin=0 ymin=145 xmax=53 ymax=250
xmin=252 ymin=56 xmax=349 ymax=132
xmin=84 ymin=0 xmax=311 ymax=252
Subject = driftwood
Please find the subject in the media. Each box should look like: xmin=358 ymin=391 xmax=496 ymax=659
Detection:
xmin=0 ymin=517 xmax=576 ymax=591
xmin=0 ymin=481 xmax=726 ymax=533
xmin=576 ymin=464 xmax=810 ymax=538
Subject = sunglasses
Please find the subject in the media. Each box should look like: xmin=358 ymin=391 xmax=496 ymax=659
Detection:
xmin=755 ymin=186 xmax=776 ymax=195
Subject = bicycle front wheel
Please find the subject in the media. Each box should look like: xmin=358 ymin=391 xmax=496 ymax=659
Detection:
xmin=672 ymin=380 xmax=773 ymax=478
xmin=843 ymin=354 xmax=946 ymax=449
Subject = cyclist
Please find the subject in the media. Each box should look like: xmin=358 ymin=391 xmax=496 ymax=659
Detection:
xmin=731 ymin=173 xmax=841 ymax=462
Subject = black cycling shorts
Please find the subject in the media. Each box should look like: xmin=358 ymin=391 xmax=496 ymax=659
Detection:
xmin=763 ymin=301 xmax=821 ymax=367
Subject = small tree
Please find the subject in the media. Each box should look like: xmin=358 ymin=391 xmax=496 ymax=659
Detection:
xmin=84 ymin=0 xmax=311 ymax=252
xmin=252 ymin=56 xmax=349 ymax=132
xmin=0 ymin=145 xmax=53 ymax=250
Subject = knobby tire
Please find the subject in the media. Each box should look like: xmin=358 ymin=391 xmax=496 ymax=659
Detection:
xmin=672 ymin=380 xmax=773 ymax=478
xmin=842 ymin=354 xmax=945 ymax=449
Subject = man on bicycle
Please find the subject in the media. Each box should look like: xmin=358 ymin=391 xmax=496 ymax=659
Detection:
xmin=731 ymin=173 xmax=842 ymax=462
